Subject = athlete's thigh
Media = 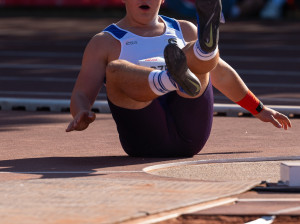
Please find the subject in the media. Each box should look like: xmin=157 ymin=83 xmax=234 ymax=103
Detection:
xmin=105 ymin=59 xmax=156 ymax=109
xmin=167 ymin=80 xmax=214 ymax=151
xmin=107 ymin=96 xmax=177 ymax=157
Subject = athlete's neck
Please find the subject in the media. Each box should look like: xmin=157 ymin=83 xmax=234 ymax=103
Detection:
xmin=118 ymin=15 xmax=165 ymax=37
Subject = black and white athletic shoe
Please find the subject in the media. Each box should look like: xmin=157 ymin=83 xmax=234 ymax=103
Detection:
xmin=164 ymin=43 xmax=201 ymax=97
xmin=195 ymin=0 xmax=222 ymax=53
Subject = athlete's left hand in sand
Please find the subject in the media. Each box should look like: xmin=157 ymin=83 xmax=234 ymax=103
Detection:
xmin=66 ymin=110 xmax=96 ymax=132
xmin=254 ymin=106 xmax=292 ymax=130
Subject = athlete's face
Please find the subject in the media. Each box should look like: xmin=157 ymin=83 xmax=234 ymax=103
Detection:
xmin=122 ymin=0 xmax=165 ymax=24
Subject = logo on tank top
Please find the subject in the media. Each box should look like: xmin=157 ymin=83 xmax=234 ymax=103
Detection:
xmin=126 ymin=41 xmax=138 ymax=45
xmin=168 ymin=38 xmax=177 ymax=45
xmin=138 ymin=57 xmax=166 ymax=70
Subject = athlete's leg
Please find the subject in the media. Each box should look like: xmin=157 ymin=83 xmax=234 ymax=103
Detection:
xmin=106 ymin=60 xmax=156 ymax=110
xmin=108 ymin=88 xmax=213 ymax=157
xmin=166 ymin=79 xmax=214 ymax=157
xmin=164 ymin=44 xmax=202 ymax=97
xmin=195 ymin=0 xmax=222 ymax=54
xmin=106 ymin=56 xmax=204 ymax=109
xmin=183 ymin=41 xmax=220 ymax=75
xmin=107 ymin=95 xmax=177 ymax=157
xmin=172 ymin=0 xmax=222 ymax=76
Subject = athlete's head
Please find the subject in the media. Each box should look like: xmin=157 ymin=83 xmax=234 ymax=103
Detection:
xmin=122 ymin=0 xmax=165 ymax=25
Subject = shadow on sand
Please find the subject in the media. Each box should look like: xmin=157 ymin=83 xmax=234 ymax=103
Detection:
xmin=0 ymin=150 xmax=263 ymax=179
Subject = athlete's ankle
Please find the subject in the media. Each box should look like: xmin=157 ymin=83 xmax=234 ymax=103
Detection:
xmin=193 ymin=40 xmax=218 ymax=61
xmin=148 ymin=70 xmax=178 ymax=96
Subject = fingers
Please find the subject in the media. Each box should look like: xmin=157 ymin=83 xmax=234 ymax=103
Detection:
xmin=283 ymin=114 xmax=292 ymax=128
xmin=66 ymin=117 xmax=82 ymax=132
xmin=65 ymin=111 xmax=96 ymax=132
xmin=65 ymin=117 xmax=80 ymax=132
xmin=265 ymin=111 xmax=291 ymax=130
xmin=279 ymin=118 xmax=288 ymax=130
xmin=85 ymin=111 xmax=96 ymax=124
xmin=66 ymin=120 xmax=76 ymax=132
xmin=274 ymin=113 xmax=292 ymax=130
xmin=269 ymin=115 xmax=282 ymax=129
xmin=257 ymin=107 xmax=292 ymax=130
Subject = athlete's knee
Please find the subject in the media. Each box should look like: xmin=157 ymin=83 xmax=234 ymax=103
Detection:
xmin=177 ymin=139 xmax=207 ymax=157
xmin=106 ymin=60 xmax=127 ymax=77
xmin=184 ymin=43 xmax=220 ymax=74
xmin=182 ymin=146 xmax=202 ymax=157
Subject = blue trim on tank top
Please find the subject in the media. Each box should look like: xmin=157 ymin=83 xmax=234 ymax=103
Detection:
xmin=160 ymin=15 xmax=180 ymax=31
xmin=103 ymin=24 xmax=127 ymax=39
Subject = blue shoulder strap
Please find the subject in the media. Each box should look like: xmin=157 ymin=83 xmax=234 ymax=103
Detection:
xmin=103 ymin=24 xmax=127 ymax=40
xmin=160 ymin=15 xmax=180 ymax=31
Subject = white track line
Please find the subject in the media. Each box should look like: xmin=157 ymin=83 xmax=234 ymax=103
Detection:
xmin=124 ymin=198 xmax=237 ymax=224
xmin=0 ymin=63 xmax=80 ymax=70
xmin=143 ymin=156 xmax=300 ymax=173
xmin=247 ymin=83 xmax=300 ymax=88
xmin=0 ymin=171 xmax=143 ymax=174
xmin=215 ymin=96 xmax=300 ymax=103
xmin=1 ymin=61 xmax=299 ymax=77
xmin=271 ymin=206 xmax=300 ymax=215
xmin=223 ymin=56 xmax=300 ymax=63
xmin=0 ymin=97 xmax=110 ymax=112
xmin=245 ymin=216 xmax=276 ymax=224
xmin=221 ymin=44 xmax=300 ymax=51
xmin=0 ymin=92 xmax=106 ymax=98
xmin=0 ymin=77 xmax=76 ymax=82
xmin=0 ymin=91 xmax=72 ymax=97
xmin=1 ymin=50 xmax=299 ymax=63
xmin=214 ymin=104 xmax=300 ymax=116
xmin=1 ymin=97 xmax=300 ymax=114
xmin=237 ymin=69 xmax=300 ymax=76
xmin=239 ymin=199 xmax=300 ymax=202
xmin=0 ymin=51 xmax=81 ymax=58
xmin=2 ymin=76 xmax=300 ymax=88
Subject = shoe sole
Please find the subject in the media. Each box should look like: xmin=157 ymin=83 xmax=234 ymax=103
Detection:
xmin=195 ymin=0 xmax=222 ymax=53
xmin=164 ymin=44 xmax=201 ymax=97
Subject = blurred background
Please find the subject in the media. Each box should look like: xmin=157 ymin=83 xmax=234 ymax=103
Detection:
xmin=0 ymin=0 xmax=300 ymax=116
xmin=1 ymin=0 xmax=300 ymax=19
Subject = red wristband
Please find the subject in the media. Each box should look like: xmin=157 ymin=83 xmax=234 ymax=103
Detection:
xmin=236 ymin=90 xmax=264 ymax=115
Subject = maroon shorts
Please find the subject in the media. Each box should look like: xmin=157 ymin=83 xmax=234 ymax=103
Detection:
xmin=107 ymin=81 xmax=214 ymax=157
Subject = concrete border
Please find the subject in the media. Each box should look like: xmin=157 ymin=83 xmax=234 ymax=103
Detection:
xmin=143 ymin=156 xmax=300 ymax=173
xmin=0 ymin=97 xmax=110 ymax=113
xmin=1 ymin=97 xmax=300 ymax=116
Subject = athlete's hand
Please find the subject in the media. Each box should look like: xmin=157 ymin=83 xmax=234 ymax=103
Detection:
xmin=66 ymin=110 xmax=96 ymax=132
xmin=254 ymin=106 xmax=292 ymax=130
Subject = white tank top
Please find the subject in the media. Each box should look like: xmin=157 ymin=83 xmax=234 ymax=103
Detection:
xmin=103 ymin=15 xmax=186 ymax=70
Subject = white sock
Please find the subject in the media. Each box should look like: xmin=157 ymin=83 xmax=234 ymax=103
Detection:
xmin=193 ymin=40 xmax=219 ymax=61
xmin=148 ymin=70 xmax=178 ymax=96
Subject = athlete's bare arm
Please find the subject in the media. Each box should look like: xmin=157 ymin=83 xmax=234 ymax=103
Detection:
xmin=210 ymin=58 xmax=248 ymax=102
xmin=179 ymin=21 xmax=291 ymax=130
xmin=66 ymin=33 xmax=114 ymax=132
xmin=210 ymin=58 xmax=291 ymax=130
